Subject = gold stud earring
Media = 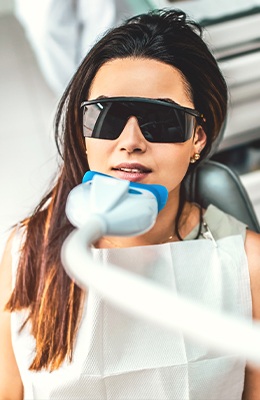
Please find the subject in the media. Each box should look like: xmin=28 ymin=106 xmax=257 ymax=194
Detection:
xmin=190 ymin=153 xmax=200 ymax=164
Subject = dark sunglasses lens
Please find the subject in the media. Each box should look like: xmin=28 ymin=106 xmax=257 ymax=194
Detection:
xmin=82 ymin=100 xmax=195 ymax=143
xmin=82 ymin=102 xmax=125 ymax=139
xmin=137 ymin=104 xmax=194 ymax=143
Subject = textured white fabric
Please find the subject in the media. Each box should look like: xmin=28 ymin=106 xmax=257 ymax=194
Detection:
xmin=11 ymin=208 xmax=251 ymax=400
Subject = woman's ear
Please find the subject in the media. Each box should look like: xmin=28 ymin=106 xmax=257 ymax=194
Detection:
xmin=189 ymin=126 xmax=207 ymax=164
xmin=193 ymin=125 xmax=207 ymax=152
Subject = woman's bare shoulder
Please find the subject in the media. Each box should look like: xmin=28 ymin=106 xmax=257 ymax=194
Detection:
xmin=0 ymin=228 xmax=17 ymax=305
xmin=245 ymin=229 xmax=260 ymax=253
xmin=245 ymin=229 xmax=260 ymax=263
xmin=242 ymin=230 xmax=260 ymax=400
xmin=245 ymin=229 xmax=260 ymax=319
xmin=0 ymin=228 xmax=23 ymax=399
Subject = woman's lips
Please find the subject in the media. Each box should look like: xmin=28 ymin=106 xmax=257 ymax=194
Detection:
xmin=112 ymin=163 xmax=151 ymax=182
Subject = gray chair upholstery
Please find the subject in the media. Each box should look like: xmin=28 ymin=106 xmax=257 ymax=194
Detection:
xmin=190 ymin=160 xmax=260 ymax=232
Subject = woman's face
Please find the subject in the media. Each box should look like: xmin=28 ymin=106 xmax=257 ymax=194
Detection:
xmin=85 ymin=57 xmax=206 ymax=197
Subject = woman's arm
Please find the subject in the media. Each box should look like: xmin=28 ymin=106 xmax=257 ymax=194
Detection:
xmin=0 ymin=231 xmax=23 ymax=400
xmin=243 ymin=229 xmax=260 ymax=400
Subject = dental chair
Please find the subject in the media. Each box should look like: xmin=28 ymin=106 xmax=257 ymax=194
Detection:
xmin=190 ymin=159 xmax=260 ymax=232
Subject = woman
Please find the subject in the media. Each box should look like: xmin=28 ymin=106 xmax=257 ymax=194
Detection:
xmin=0 ymin=9 xmax=260 ymax=400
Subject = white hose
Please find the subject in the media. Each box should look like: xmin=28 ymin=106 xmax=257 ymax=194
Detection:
xmin=61 ymin=217 xmax=260 ymax=367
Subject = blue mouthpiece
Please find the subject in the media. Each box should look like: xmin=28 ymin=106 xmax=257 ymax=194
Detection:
xmin=82 ymin=171 xmax=168 ymax=212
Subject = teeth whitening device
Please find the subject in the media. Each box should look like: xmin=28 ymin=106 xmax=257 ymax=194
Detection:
xmin=61 ymin=171 xmax=260 ymax=366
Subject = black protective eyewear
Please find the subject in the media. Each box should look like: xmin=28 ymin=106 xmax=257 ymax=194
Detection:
xmin=80 ymin=97 xmax=204 ymax=143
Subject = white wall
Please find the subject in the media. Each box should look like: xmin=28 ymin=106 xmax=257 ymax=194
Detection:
xmin=0 ymin=0 xmax=14 ymax=14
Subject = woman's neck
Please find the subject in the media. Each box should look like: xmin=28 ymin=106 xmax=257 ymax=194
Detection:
xmin=95 ymin=193 xmax=202 ymax=249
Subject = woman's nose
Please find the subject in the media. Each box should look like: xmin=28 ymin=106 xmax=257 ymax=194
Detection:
xmin=117 ymin=116 xmax=147 ymax=153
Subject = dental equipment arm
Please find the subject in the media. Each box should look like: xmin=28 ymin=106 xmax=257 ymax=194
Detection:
xmin=61 ymin=172 xmax=260 ymax=367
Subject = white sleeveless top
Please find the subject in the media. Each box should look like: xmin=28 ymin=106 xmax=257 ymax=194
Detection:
xmin=11 ymin=205 xmax=252 ymax=400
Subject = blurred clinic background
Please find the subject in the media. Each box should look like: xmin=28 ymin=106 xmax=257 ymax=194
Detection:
xmin=0 ymin=0 xmax=260 ymax=254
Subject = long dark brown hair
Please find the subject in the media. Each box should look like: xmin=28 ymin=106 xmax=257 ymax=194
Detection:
xmin=6 ymin=9 xmax=227 ymax=371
